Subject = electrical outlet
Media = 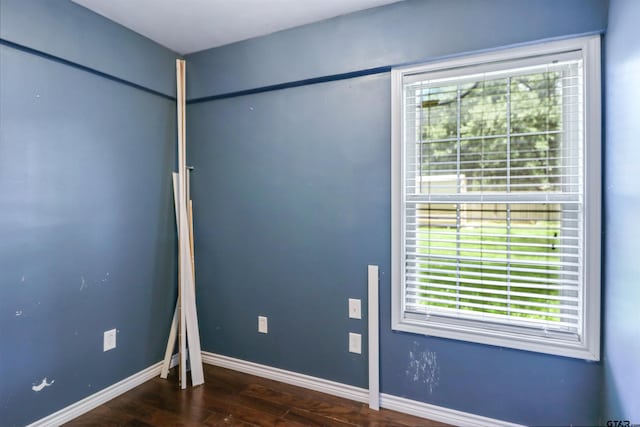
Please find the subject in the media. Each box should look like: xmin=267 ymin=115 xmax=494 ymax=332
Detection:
xmin=349 ymin=332 xmax=361 ymax=354
xmin=258 ymin=316 xmax=268 ymax=334
xmin=348 ymin=298 xmax=361 ymax=319
xmin=103 ymin=329 xmax=116 ymax=352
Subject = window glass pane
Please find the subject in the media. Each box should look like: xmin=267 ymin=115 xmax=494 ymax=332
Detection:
xmin=510 ymin=135 xmax=563 ymax=192
xmin=420 ymin=84 xmax=458 ymax=141
xmin=510 ymin=71 xmax=562 ymax=134
xmin=410 ymin=62 xmax=581 ymax=195
xmin=460 ymin=137 xmax=508 ymax=193
xmin=460 ymin=78 xmax=508 ymax=138
xmin=406 ymin=202 xmax=580 ymax=331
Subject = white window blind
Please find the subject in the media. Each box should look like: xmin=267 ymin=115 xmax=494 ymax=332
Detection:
xmin=391 ymin=37 xmax=601 ymax=360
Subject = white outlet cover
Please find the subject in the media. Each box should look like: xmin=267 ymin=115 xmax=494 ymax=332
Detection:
xmin=349 ymin=332 xmax=361 ymax=354
xmin=348 ymin=298 xmax=361 ymax=319
xmin=258 ymin=316 xmax=268 ymax=334
xmin=103 ymin=329 xmax=116 ymax=352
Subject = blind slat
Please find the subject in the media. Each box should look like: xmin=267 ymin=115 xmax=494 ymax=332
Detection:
xmin=407 ymin=266 xmax=580 ymax=286
xmin=405 ymin=278 xmax=579 ymax=302
xmin=407 ymin=259 xmax=579 ymax=278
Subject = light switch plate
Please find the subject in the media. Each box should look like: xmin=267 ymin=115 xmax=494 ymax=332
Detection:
xmin=349 ymin=332 xmax=361 ymax=354
xmin=258 ymin=316 xmax=268 ymax=333
xmin=103 ymin=329 xmax=116 ymax=352
xmin=348 ymin=298 xmax=361 ymax=319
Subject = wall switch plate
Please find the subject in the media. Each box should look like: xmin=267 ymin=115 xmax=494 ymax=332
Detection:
xmin=349 ymin=332 xmax=361 ymax=354
xmin=348 ymin=298 xmax=361 ymax=319
xmin=258 ymin=316 xmax=268 ymax=333
xmin=103 ymin=329 xmax=116 ymax=352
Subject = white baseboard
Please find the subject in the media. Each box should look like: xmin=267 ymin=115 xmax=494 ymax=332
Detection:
xmin=27 ymin=354 xmax=179 ymax=427
xmin=200 ymin=351 xmax=368 ymax=404
xmin=380 ymin=393 xmax=524 ymax=427
xmin=201 ymin=351 xmax=524 ymax=427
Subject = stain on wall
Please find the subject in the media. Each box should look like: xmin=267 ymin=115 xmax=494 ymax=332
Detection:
xmin=31 ymin=378 xmax=54 ymax=393
xmin=406 ymin=341 xmax=440 ymax=394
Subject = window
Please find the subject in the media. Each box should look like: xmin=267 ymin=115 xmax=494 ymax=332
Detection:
xmin=391 ymin=36 xmax=601 ymax=360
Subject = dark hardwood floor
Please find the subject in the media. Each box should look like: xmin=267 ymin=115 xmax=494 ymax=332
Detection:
xmin=64 ymin=363 xmax=449 ymax=426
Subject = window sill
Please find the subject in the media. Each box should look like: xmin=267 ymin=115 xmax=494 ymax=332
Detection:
xmin=392 ymin=314 xmax=599 ymax=361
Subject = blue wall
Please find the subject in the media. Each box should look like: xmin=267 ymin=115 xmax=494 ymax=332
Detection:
xmin=186 ymin=0 xmax=608 ymax=425
xmin=0 ymin=0 xmax=177 ymax=98
xmin=188 ymin=74 xmax=389 ymax=388
xmin=0 ymin=1 xmax=178 ymax=425
xmin=186 ymin=0 xmax=607 ymax=99
xmin=603 ymin=0 xmax=640 ymax=423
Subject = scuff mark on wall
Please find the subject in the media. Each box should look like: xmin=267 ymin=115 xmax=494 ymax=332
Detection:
xmin=15 ymin=310 xmax=23 ymax=316
xmin=32 ymin=378 xmax=54 ymax=392
xmin=20 ymin=276 xmax=25 ymax=283
xmin=79 ymin=273 xmax=111 ymax=289
xmin=406 ymin=341 xmax=440 ymax=394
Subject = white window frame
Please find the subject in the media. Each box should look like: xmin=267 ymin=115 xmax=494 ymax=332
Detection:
xmin=391 ymin=36 xmax=601 ymax=360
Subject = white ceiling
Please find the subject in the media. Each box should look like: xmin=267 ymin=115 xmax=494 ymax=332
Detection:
xmin=71 ymin=0 xmax=404 ymax=55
